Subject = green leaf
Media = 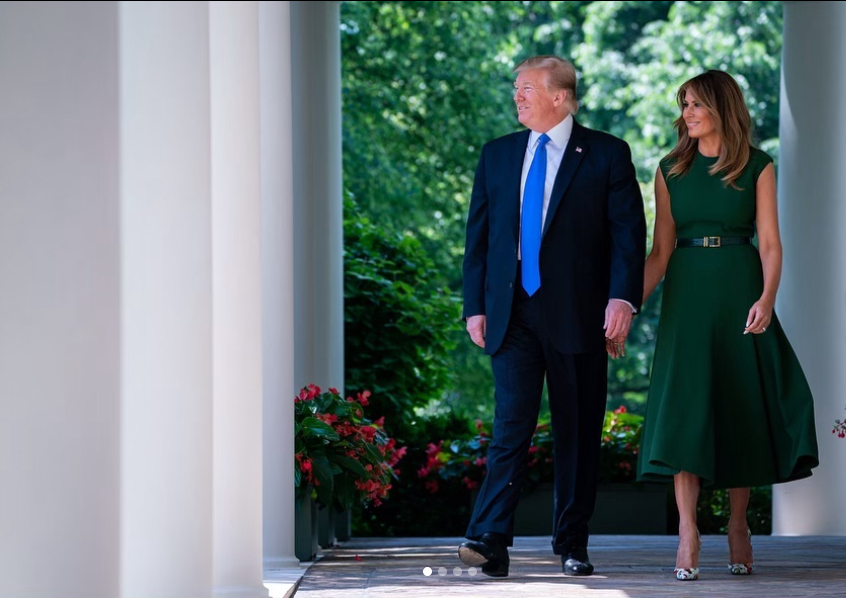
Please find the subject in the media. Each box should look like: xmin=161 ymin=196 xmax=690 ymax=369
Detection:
xmin=299 ymin=417 xmax=340 ymax=442
xmin=311 ymin=454 xmax=335 ymax=507
xmin=334 ymin=455 xmax=369 ymax=478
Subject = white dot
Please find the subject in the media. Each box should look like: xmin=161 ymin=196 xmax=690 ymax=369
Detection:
xmin=453 ymin=567 xmax=462 ymax=576
xmin=422 ymin=567 xmax=432 ymax=576
xmin=467 ymin=567 xmax=478 ymax=576
xmin=438 ymin=567 xmax=447 ymax=576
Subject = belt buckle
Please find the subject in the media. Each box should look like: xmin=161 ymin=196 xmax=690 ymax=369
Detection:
xmin=703 ymin=236 xmax=721 ymax=248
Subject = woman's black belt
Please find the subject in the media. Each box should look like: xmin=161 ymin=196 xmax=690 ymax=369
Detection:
xmin=675 ymin=236 xmax=751 ymax=248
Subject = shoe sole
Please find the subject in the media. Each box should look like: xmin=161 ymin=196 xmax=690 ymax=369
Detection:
xmin=481 ymin=567 xmax=508 ymax=578
xmin=458 ymin=546 xmax=489 ymax=567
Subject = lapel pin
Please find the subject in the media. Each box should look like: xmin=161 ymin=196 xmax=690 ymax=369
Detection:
xmin=575 ymin=146 xmax=583 ymax=153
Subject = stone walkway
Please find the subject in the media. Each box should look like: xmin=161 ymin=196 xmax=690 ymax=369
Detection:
xmin=290 ymin=535 xmax=846 ymax=597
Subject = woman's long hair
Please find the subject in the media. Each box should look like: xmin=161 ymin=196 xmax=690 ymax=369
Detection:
xmin=665 ymin=70 xmax=753 ymax=187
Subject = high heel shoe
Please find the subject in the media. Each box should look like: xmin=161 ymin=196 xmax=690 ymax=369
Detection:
xmin=728 ymin=527 xmax=754 ymax=575
xmin=674 ymin=530 xmax=701 ymax=581
xmin=675 ymin=567 xmax=700 ymax=581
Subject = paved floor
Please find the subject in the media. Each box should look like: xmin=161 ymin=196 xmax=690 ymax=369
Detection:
xmin=291 ymin=535 xmax=846 ymax=597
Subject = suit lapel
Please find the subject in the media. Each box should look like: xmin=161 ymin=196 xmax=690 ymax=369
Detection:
xmin=542 ymin=121 xmax=588 ymax=238
xmin=508 ymin=130 xmax=532 ymax=245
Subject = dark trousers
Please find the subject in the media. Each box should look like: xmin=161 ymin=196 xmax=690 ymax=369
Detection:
xmin=465 ymin=283 xmax=607 ymax=554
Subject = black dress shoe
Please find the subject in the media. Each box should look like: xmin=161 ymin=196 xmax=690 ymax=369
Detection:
xmin=562 ymin=546 xmax=594 ymax=576
xmin=458 ymin=532 xmax=510 ymax=577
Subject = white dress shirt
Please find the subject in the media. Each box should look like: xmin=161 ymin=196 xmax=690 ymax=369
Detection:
xmin=518 ymin=114 xmax=573 ymax=236
xmin=518 ymin=114 xmax=636 ymax=314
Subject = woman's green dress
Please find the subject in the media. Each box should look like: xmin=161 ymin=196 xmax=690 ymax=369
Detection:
xmin=637 ymin=148 xmax=819 ymax=488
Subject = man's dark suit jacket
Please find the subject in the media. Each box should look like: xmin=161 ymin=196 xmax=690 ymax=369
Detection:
xmin=462 ymin=120 xmax=646 ymax=355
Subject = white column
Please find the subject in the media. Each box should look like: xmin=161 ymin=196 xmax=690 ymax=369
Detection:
xmin=0 ymin=3 xmax=121 ymax=597
xmin=260 ymin=1 xmax=300 ymax=572
xmin=119 ymin=3 xmax=215 ymax=597
xmin=774 ymin=1 xmax=846 ymax=535
xmin=291 ymin=1 xmax=344 ymax=392
xmin=209 ymin=2 xmax=268 ymax=597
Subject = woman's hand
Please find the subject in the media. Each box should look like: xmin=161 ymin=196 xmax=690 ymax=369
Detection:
xmin=606 ymin=338 xmax=626 ymax=359
xmin=744 ymin=299 xmax=773 ymax=335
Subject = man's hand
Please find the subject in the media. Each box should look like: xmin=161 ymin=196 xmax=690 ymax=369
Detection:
xmin=604 ymin=299 xmax=633 ymax=343
xmin=466 ymin=315 xmax=486 ymax=348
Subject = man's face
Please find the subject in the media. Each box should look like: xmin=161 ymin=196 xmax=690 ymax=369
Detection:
xmin=513 ymin=68 xmax=564 ymax=132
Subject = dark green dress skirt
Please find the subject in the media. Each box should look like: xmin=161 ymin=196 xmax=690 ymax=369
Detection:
xmin=637 ymin=148 xmax=819 ymax=488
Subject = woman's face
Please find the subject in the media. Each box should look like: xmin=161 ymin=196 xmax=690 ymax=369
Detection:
xmin=682 ymin=90 xmax=717 ymax=142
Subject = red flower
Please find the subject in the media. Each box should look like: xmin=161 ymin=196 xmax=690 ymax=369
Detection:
xmin=833 ymin=406 xmax=846 ymax=439
xmin=296 ymin=453 xmax=315 ymax=486
xmin=295 ymin=385 xmax=405 ymax=510
xmin=317 ymin=413 xmax=338 ymax=425
xmin=417 ymin=408 xmax=644 ymax=495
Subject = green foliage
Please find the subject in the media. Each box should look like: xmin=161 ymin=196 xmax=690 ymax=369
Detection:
xmin=343 ymin=197 xmax=460 ymax=443
xmin=697 ymin=486 xmax=773 ymax=535
xmin=665 ymin=485 xmax=773 ymax=535
xmin=576 ymin=0 xmax=783 ymax=181
xmin=520 ymin=409 xmax=647 ymax=487
xmin=599 ymin=408 xmax=645 ymax=483
xmin=415 ymin=420 xmax=490 ymax=495
xmin=341 ymin=0 xmax=784 ymax=424
xmin=417 ymin=408 xmax=644 ymax=494
xmin=353 ymin=410 xmax=477 ymax=537
xmin=607 ymin=282 xmax=663 ymax=413
xmin=341 ymin=1 xmax=785 ymax=535
xmin=294 ymin=385 xmax=405 ymax=511
xmin=341 ymin=0 xmax=590 ymax=280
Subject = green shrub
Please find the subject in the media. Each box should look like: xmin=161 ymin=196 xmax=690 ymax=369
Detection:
xmin=344 ymin=197 xmax=461 ymax=444
xmin=353 ymin=410 xmax=475 ymax=537
xmin=697 ymin=486 xmax=773 ymax=535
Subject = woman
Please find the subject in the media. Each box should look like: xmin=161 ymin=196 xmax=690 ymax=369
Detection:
xmin=614 ymin=70 xmax=819 ymax=581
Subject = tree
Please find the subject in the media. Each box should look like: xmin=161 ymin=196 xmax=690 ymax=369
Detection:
xmin=340 ymin=0 xmax=784 ymax=536
xmin=576 ymin=0 xmax=783 ymax=179
xmin=341 ymin=1 xmax=589 ymax=274
xmin=341 ymin=1 xmax=591 ymax=420
xmin=343 ymin=197 xmax=459 ymax=442
xmin=341 ymin=1 xmax=784 ymax=420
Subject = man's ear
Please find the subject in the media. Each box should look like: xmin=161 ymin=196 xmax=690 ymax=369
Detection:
xmin=554 ymin=89 xmax=567 ymax=106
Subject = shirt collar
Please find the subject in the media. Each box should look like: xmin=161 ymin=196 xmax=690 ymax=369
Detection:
xmin=528 ymin=113 xmax=573 ymax=149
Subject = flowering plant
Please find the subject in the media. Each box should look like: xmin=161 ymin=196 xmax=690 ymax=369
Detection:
xmin=833 ymin=406 xmax=846 ymax=439
xmin=598 ymin=406 xmax=643 ymax=483
xmin=294 ymin=384 xmax=406 ymax=510
xmin=520 ymin=407 xmax=644 ymax=485
xmin=417 ymin=420 xmax=491 ymax=494
xmin=417 ymin=407 xmax=643 ymax=493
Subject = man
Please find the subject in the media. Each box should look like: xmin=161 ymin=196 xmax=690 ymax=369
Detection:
xmin=458 ymin=56 xmax=646 ymax=577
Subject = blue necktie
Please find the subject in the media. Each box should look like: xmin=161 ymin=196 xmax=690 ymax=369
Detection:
xmin=521 ymin=133 xmax=550 ymax=296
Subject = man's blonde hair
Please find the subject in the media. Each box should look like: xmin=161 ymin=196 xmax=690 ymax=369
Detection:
xmin=513 ymin=55 xmax=579 ymax=115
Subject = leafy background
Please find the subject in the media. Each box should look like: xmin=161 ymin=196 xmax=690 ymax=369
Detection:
xmin=340 ymin=0 xmax=781 ymax=535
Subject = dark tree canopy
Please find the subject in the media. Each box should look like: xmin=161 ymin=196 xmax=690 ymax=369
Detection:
xmin=341 ymin=0 xmax=783 ymax=419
